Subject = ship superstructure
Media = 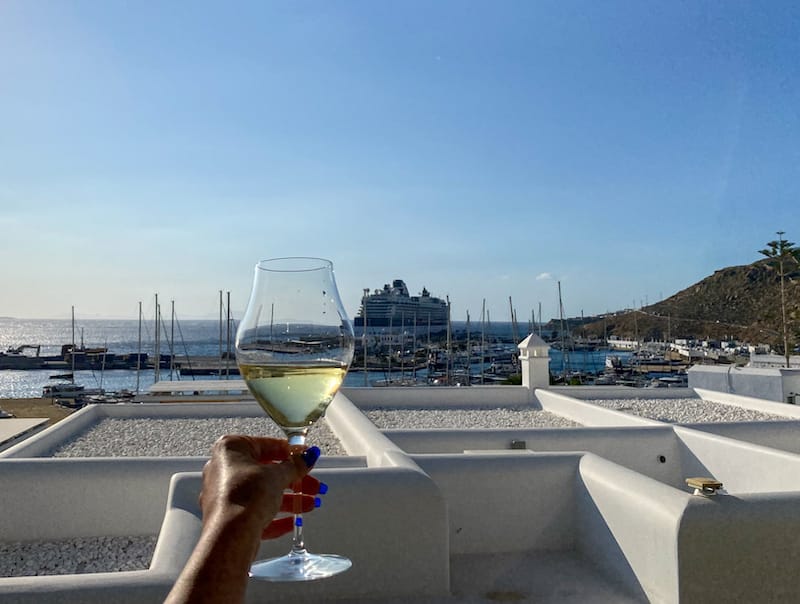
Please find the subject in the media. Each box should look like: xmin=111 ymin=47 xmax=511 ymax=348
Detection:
xmin=355 ymin=280 xmax=448 ymax=327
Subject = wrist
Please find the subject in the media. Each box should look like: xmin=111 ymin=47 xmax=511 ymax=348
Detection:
xmin=204 ymin=503 xmax=265 ymax=539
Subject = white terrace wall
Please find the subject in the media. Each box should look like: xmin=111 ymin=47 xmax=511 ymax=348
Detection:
xmin=412 ymin=452 xmax=582 ymax=555
xmin=387 ymin=426 xmax=684 ymax=488
xmin=578 ymin=453 xmax=687 ymax=603
xmin=681 ymin=420 xmax=800 ymax=455
xmin=341 ymin=384 xmax=531 ymax=408
xmin=159 ymin=467 xmax=451 ymax=603
xmin=0 ymin=458 xmax=203 ymax=540
xmin=678 ymin=492 xmax=800 ymax=601
xmin=688 ymin=365 xmax=800 ymax=403
xmin=0 ymin=402 xmax=270 ymax=459
xmin=0 ymin=398 xmax=453 ymax=603
xmin=674 ymin=426 xmax=800 ymax=493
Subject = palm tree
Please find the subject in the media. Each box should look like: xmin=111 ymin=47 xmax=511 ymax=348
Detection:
xmin=759 ymin=232 xmax=800 ymax=368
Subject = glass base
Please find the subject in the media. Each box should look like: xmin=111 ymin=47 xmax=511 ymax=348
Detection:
xmin=249 ymin=550 xmax=352 ymax=582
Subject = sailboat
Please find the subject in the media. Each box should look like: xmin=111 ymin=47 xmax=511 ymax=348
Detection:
xmin=41 ymin=307 xmax=103 ymax=404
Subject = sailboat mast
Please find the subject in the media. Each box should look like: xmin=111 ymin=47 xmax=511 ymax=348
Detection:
xmin=400 ymin=312 xmax=405 ymax=380
xmin=387 ymin=315 xmax=392 ymax=380
xmin=218 ymin=290 xmax=223 ymax=379
xmin=170 ymin=300 xmax=176 ymax=381
xmin=362 ymin=288 xmax=369 ymax=387
xmin=154 ymin=293 xmax=161 ymax=383
xmin=480 ymin=299 xmax=486 ymax=385
xmin=412 ymin=313 xmax=417 ymax=381
xmin=558 ymin=281 xmax=568 ymax=381
xmin=136 ymin=301 xmax=142 ymax=393
xmin=70 ymin=305 xmax=75 ymax=383
xmin=466 ymin=310 xmax=471 ymax=383
xmin=226 ymin=291 xmax=231 ymax=379
xmin=538 ymin=301 xmax=542 ymax=337
xmin=427 ymin=313 xmax=431 ymax=383
xmin=446 ymin=296 xmax=451 ymax=385
xmin=100 ymin=339 xmax=107 ymax=390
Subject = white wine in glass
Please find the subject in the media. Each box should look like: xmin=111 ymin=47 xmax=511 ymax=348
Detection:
xmin=235 ymin=257 xmax=355 ymax=581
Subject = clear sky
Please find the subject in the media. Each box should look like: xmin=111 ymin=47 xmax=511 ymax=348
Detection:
xmin=1 ymin=1 xmax=798 ymax=323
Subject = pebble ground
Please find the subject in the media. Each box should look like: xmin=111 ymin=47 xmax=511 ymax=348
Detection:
xmin=6 ymin=396 xmax=797 ymax=577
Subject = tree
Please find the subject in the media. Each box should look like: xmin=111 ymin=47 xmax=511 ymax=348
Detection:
xmin=759 ymin=232 xmax=800 ymax=368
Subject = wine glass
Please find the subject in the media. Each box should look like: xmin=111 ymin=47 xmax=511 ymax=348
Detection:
xmin=235 ymin=257 xmax=355 ymax=581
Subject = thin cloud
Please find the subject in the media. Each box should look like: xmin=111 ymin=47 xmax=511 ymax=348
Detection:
xmin=536 ymin=272 xmax=553 ymax=281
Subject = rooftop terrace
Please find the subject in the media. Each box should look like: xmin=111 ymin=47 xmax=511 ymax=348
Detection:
xmin=2 ymin=339 xmax=800 ymax=603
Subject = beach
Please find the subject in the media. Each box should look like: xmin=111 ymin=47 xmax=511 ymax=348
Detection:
xmin=0 ymin=398 xmax=75 ymax=425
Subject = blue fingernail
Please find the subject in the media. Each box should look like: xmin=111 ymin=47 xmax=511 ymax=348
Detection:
xmin=314 ymin=497 xmax=322 ymax=508
xmin=295 ymin=517 xmax=303 ymax=527
xmin=301 ymin=446 xmax=321 ymax=468
xmin=318 ymin=482 xmax=329 ymax=495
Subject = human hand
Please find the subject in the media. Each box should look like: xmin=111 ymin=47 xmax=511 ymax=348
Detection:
xmin=167 ymin=435 xmax=327 ymax=603
xmin=200 ymin=435 xmax=325 ymax=543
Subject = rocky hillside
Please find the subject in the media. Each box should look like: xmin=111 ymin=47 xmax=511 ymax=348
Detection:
xmin=580 ymin=258 xmax=800 ymax=349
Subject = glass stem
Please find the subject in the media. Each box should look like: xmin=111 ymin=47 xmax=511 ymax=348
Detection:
xmin=288 ymin=433 xmax=307 ymax=556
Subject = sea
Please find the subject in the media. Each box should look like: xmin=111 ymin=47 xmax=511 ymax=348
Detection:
xmin=0 ymin=317 xmax=628 ymax=399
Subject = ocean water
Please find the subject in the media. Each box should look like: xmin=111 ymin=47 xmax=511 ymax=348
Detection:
xmin=0 ymin=318 xmax=621 ymax=398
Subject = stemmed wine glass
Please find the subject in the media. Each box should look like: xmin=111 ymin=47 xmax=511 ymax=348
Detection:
xmin=235 ymin=257 xmax=355 ymax=581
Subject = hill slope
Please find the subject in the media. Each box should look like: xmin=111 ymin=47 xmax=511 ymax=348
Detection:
xmin=581 ymin=258 xmax=800 ymax=348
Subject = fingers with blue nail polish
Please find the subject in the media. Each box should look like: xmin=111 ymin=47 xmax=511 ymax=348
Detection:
xmin=301 ymin=446 xmax=321 ymax=468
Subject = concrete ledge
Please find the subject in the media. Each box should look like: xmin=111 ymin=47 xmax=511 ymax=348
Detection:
xmin=0 ymin=400 xmax=383 ymax=462
xmin=681 ymin=420 xmax=800 ymax=455
xmin=0 ymin=457 xmax=205 ymax=540
xmin=1 ymin=405 xmax=106 ymax=458
xmin=155 ymin=467 xmax=450 ymax=602
xmin=578 ymin=453 xmax=688 ymax=603
xmin=679 ymin=492 xmax=800 ymax=601
xmin=690 ymin=365 xmax=800 ymax=403
xmin=550 ymin=385 xmax=697 ymax=400
xmin=341 ymin=385 xmax=531 ymax=408
xmin=0 ymin=418 xmax=49 ymax=453
xmin=0 ymin=572 xmax=172 ymax=604
xmin=4 ymin=384 xmax=800 ymax=602
xmin=535 ymin=389 xmax=664 ymax=427
xmin=324 ymin=392 xmax=413 ymax=468
xmin=675 ymin=426 xmax=800 ymax=493
xmin=385 ymin=426 xmax=683 ymax=487
xmin=695 ymin=387 xmax=800 ymax=417
xmin=412 ymin=452 xmax=582 ymax=555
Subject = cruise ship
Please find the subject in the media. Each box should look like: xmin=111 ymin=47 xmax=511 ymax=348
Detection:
xmin=354 ymin=279 xmax=448 ymax=327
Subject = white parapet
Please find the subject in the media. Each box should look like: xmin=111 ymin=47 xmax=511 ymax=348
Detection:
xmin=3 ymin=385 xmax=800 ymax=602
xmin=689 ymin=364 xmax=800 ymax=403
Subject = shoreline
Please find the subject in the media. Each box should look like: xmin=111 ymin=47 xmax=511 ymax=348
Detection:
xmin=0 ymin=397 xmax=75 ymax=425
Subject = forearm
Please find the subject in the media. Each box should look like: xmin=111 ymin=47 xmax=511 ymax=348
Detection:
xmin=165 ymin=509 xmax=263 ymax=604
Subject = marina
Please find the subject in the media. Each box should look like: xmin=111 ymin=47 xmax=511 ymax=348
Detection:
xmin=1 ymin=313 xmax=761 ymax=405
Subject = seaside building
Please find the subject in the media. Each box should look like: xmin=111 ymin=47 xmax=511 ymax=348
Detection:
xmin=2 ymin=336 xmax=800 ymax=602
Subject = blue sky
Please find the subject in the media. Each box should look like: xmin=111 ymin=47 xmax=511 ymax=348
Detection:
xmin=1 ymin=1 xmax=798 ymax=323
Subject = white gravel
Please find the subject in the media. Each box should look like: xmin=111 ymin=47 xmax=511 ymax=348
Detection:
xmin=585 ymin=398 xmax=797 ymax=423
xmin=18 ymin=399 xmax=793 ymax=578
xmin=9 ymin=418 xmax=344 ymax=576
xmin=0 ymin=536 xmax=157 ymax=577
xmin=365 ymin=407 xmax=581 ymax=430
xmin=48 ymin=417 xmax=346 ymax=457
